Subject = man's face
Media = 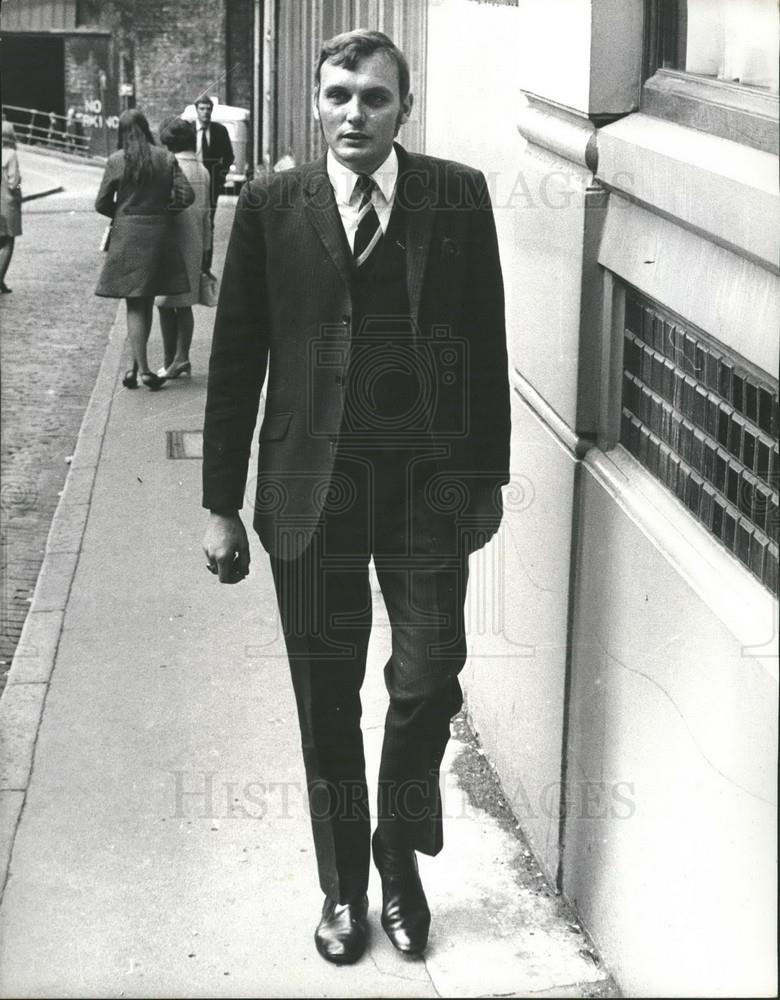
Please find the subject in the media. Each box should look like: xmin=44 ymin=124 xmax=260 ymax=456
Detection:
xmin=196 ymin=102 xmax=212 ymax=126
xmin=314 ymin=51 xmax=412 ymax=174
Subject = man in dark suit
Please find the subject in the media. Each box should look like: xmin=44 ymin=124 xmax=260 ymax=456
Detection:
xmin=202 ymin=29 xmax=510 ymax=966
xmin=194 ymin=95 xmax=234 ymax=267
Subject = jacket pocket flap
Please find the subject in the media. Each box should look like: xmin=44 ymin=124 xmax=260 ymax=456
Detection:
xmin=259 ymin=412 xmax=292 ymax=441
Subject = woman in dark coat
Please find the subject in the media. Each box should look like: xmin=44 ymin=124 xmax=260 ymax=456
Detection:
xmin=95 ymin=109 xmax=195 ymax=389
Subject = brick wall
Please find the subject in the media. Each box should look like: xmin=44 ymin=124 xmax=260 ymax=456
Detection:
xmin=64 ymin=34 xmax=116 ymax=155
xmin=133 ymin=0 xmax=227 ymax=130
xmin=225 ymin=0 xmax=254 ymax=112
xmin=64 ymin=35 xmax=113 ymax=111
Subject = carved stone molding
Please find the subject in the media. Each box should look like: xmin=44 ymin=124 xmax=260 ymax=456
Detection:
xmin=517 ymin=93 xmax=599 ymax=172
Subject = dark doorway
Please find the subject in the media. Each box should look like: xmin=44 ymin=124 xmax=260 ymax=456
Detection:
xmin=0 ymin=33 xmax=65 ymax=115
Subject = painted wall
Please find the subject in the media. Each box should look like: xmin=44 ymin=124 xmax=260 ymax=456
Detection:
xmin=565 ymin=453 xmax=778 ymax=997
xmin=502 ymin=147 xmax=595 ymax=428
xmin=464 ymin=389 xmax=574 ymax=880
xmin=515 ymin=0 xmax=642 ymax=115
xmin=425 ymin=0 xmax=778 ymax=994
xmin=424 ymin=0 xmax=584 ymax=882
xmin=64 ymin=34 xmax=118 ymax=157
xmin=425 ymin=0 xmax=521 ymax=172
xmin=425 ymin=0 xmax=597 ymax=426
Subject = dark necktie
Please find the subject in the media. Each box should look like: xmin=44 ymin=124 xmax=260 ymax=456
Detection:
xmin=201 ymin=127 xmax=210 ymax=163
xmin=353 ymin=174 xmax=383 ymax=267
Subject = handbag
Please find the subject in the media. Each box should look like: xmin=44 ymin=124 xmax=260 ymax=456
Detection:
xmin=198 ymin=270 xmax=219 ymax=307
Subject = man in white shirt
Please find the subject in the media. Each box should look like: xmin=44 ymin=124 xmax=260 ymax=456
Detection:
xmin=194 ymin=95 xmax=234 ymax=265
xmin=202 ymin=29 xmax=510 ymax=967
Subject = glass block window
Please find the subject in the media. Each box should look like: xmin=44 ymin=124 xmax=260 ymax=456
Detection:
xmin=621 ymin=287 xmax=779 ymax=594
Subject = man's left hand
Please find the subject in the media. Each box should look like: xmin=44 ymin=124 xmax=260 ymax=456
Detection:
xmin=203 ymin=511 xmax=250 ymax=584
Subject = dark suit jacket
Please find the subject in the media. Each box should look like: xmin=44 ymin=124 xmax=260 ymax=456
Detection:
xmin=202 ymin=120 xmax=234 ymax=203
xmin=202 ymin=144 xmax=511 ymax=559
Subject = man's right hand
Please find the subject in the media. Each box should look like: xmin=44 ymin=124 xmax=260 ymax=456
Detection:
xmin=203 ymin=512 xmax=250 ymax=584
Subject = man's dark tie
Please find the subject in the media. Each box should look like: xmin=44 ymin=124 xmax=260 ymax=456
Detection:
xmin=201 ymin=127 xmax=210 ymax=163
xmin=353 ymin=174 xmax=383 ymax=267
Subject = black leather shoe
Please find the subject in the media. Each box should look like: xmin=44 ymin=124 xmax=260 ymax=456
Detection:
xmin=314 ymin=894 xmax=369 ymax=965
xmin=140 ymin=371 xmax=165 ymax=391
xmin=372 ymin=830 xmax=431 ymax=955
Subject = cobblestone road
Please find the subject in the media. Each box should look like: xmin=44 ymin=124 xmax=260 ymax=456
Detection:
xmin=0 ymin=165 xmax=118 ymax=687
xmin=0 ymin=151 xmax=232 ymax=690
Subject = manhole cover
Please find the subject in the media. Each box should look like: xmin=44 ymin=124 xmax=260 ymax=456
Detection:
xmin=166 ymin=431 xmax=203 ymax=459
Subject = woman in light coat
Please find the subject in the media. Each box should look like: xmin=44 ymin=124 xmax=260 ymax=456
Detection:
xmin=154 ymin=117 xmax=212 ymax=379
xmin=0 ymin=120 xmax=22 ymax=294
xmin=95 ymin=108 xmax=194 ymax=390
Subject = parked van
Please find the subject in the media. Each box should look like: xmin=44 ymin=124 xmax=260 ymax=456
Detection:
xmin=182 ymin=98 xmax=251 ymax=193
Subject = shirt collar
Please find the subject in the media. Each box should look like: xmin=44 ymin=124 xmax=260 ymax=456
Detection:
xmin=326 ymin=146 xmax=398 ymax=206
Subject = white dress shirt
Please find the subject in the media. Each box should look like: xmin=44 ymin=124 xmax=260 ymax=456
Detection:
xmin=196 ymin=124 xmax=210 ymax=161
xmin=326 ymin=147 xmax=398 ymax=252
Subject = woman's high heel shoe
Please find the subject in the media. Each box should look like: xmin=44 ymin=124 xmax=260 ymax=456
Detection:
xmin=140 ymin=371 xmax=165 ymax=391
xmin=158 ymin=360 xmax=191 ymax=380
xmin=122 ymin=366 xmax=139 ymax=389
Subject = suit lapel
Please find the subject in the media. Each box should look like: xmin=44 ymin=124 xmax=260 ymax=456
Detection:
xmin=299 ymin=148 xmax=436 ymax=311
xmin=302 ymin=159 xmax=352 ymax=289
xmin=397 ymin=146 xmax=435 ymax=322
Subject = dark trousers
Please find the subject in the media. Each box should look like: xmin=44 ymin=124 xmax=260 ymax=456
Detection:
xmin=269 ymin=448 xmax=469 ymax=903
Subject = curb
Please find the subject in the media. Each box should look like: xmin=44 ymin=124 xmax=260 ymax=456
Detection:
xmin=0 ymin=303 xmax=125 ymax=898
xmin=21 ymin=186 xmax=65 ymax=203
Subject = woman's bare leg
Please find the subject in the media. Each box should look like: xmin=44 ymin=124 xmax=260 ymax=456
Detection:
xmin=0 ymin=237 xmax=15 ymax=288
xmin=158 ymin=307 xmax=178 ymax=369
xmin=126 ymin=296 xmax=155 ymax=372
xmin=174 ymin=307 xmax=194 ymax=364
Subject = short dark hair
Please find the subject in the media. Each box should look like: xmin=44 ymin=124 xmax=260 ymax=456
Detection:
xmin=315 ymin=29 xmax=410 ymax=102
xmin=194 ymin=95 xmax=214 ymax=109
xmin=159 ymin=116 xmax=196 ymax=153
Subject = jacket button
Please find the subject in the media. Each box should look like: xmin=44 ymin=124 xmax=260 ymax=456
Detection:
xmin=342 ymin=314 xmax=350 ymax=325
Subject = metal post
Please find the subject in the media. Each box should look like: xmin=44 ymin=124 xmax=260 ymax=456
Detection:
xmin=253 ymin=0 xmax=262 ymax=175
xmin=98 ymin=69 xmax=109 ymax=157
xmin=262 ymin=0 xmax=276 ymax=170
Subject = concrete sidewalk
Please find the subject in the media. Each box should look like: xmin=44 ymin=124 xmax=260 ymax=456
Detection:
xmin=0 ymin=213 xmax=617 ymax=998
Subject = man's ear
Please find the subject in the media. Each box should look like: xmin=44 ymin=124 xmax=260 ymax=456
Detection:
xmin=312 ymin=89 xmax=320 ymax=122
xmin=395 ymin=92 xmax=413 ymax=133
